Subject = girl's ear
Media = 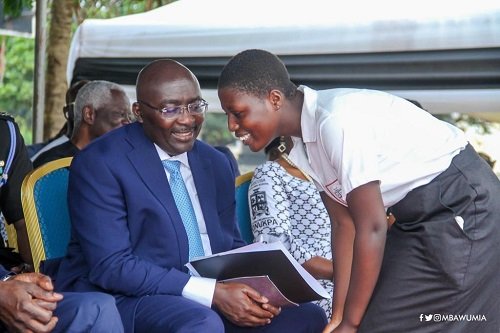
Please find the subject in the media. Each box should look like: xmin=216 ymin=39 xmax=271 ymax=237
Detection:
xmin=269 ymin=89 xmax=283 ymax=111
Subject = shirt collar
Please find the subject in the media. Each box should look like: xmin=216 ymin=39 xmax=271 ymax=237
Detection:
xmin=154 ymin=144 xmax=189 ymax=168
xmin=298 ymin=85 xmax=318 ymax=143
xmin=288 ymin=137 xmax=322 ymax=186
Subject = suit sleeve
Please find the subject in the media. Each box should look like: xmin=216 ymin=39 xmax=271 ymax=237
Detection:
xmin=68 ymin=153 xmax=189 ymax=297
xmin=216 ymin=155 xmax=246 ymax=250
xmin=0 ymin=265 xmax=9 ymax=277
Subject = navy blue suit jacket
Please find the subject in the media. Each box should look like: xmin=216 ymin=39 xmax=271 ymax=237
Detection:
xmin=56 ymin=122 xmax=244 ymax=324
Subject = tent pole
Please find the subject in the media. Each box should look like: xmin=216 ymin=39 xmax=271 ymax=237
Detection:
xmin=33 ymin=0 xmax=47 ymax=143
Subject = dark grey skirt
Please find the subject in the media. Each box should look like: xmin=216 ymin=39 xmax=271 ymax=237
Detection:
xmin=359 ymin=144 xmax=500 ymax=333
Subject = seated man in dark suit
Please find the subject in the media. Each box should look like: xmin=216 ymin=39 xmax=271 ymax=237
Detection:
xmin=29 ymin=80 xmax=89 ymax=160
xmin=33 ymin=80 xmax=131 ymax=168
xmin=55 ymin=59 xmax=326 ymax=333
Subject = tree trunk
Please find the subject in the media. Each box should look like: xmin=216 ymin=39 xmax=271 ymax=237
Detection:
xmin=43 ymin=0 xmax=73 ymax=140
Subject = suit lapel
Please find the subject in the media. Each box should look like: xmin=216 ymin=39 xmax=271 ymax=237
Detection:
xmin=125 ymin=123 xmax=177 ymax=214
xmin=125 ymin=128 xmax=223 ymax=257
xmin=188 ymin=143 xmax=222 ymax=250
xmin=125 ymin=123 xmax=190 ymax=266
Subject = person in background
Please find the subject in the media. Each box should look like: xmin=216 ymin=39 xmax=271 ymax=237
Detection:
xmin=0 ymin=113 xmax=34 ymax=267
xmin=478 ymin=151 xmax=496 ymax=169
xmin=55 ymin=59 xmax=326 ymax=333
xmin=29 ymin=80 xmax=90 ymax=160
xmin=33 ymin=80 xmax=131 ymax=168
xmin=0 ymin=114 xmax=124 ymax=333
xmin=250 ymin=136 xmax=333 ymax=318
xmin=215 ymin=145 xmax=241 ymax=177
xmin=217 ymin=49 xmax=500 ymax=333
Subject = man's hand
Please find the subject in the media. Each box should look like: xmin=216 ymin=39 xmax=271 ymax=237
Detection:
xmin=0 ymin=273 xmax=63 ymax=333
xmin=212 ymin=282 xmax=281 ymax=327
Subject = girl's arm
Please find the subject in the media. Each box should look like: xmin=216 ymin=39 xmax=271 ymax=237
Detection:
xmin=320 ymin=192 xmax=355 ymax=330
xmin=302 ymin=256 xmax=333 ymax=281
xmin=322 ymin=181 xmax=387 ymax=333
xmin=339 ymin=181 xmax=388 ymax=333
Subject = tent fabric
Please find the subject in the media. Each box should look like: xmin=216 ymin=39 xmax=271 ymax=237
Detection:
xmin=71 ymin=48 xmax=500 ymax=90
xmin=67 ymin=0 xmax=500 ymax=81
xmin=66 ymin=0 xmax=500 ymax=117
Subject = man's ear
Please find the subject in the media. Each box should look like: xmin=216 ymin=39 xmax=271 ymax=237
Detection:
xmin=132 ymin=102 xmax=143 ymax=123
xmin=82 ymin=106 xmax=95 ymax=125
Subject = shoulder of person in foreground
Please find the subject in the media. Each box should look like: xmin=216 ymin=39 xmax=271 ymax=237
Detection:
xmin=71 ymin=122 xmax=132 ymax=163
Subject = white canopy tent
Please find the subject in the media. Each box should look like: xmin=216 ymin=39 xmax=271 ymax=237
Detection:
xmin=66 ymin=0 xmax=500 ymax=119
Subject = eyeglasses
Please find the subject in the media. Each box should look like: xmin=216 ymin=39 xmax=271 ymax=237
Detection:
xmin=137 ymin=99 xmax=208 ymax=119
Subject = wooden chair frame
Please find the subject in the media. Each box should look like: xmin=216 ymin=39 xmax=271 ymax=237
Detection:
xmin=21 ymin=157 xmax=73 ymax=272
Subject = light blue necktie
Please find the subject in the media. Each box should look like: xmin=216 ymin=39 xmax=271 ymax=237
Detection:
xmin=162 ymin=160 xmax=205 ymax=260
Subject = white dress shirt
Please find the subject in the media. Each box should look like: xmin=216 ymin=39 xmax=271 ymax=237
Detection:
xmin=289 ymin=86 xmax=468 ymax=208
xmin=155 ymin=144 xmax=216 ymax=307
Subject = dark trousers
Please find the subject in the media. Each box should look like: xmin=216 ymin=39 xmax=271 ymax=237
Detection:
xmin=54 ymin=292 xmax=124 ymax=333
xmin=359 ymin=145 xmax=500 ymax=333
xmin=1 ymin=292 xmax=123 ymax=333
xmin=124 ymin=294 xmax=326 ymax=333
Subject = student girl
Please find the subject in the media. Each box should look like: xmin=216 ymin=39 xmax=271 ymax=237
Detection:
xmin=217 ymin=49 xmax=500 ymax=333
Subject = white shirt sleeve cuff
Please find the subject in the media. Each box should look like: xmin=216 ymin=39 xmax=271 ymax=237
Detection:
xmin=181 ymin=276 xmax=217 ymax=308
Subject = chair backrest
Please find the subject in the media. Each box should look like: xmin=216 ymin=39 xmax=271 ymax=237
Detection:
xmin=21 ymin=157 xmax=73 ymax=272
xmin=4 ymin=220 xmax=17 ymax=250
xmin=235 ymin=171 xmax=254 ymax=244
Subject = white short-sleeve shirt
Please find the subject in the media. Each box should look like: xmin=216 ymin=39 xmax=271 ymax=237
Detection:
xmin=289 ymin=86 xmax=468 ymax=208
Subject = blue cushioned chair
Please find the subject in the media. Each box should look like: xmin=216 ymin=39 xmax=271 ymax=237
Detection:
xmin=235 ymin=171 xmax=254 ymax=244
xmin=21 ymin=157 xmax=72 ymax=272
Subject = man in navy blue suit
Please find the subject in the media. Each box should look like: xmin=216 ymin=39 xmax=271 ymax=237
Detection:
xmin=55 ymin=59 xmax=326 ymax=333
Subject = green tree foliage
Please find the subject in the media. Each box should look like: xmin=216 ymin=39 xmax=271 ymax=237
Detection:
xmin=0 ymin=0 xmax=174 ymax=142
xmin=0 ymin=36 xmax=34 ymax=142
xmin=2 ymin=0 xmax=33 ymax=18
xmin=201 ymin=113 xmax=235 ymax=146
xmin=435 ymin=113 xmax=492 ymax=135
xmin=74 ymin=0 xmax=173 ymax=22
